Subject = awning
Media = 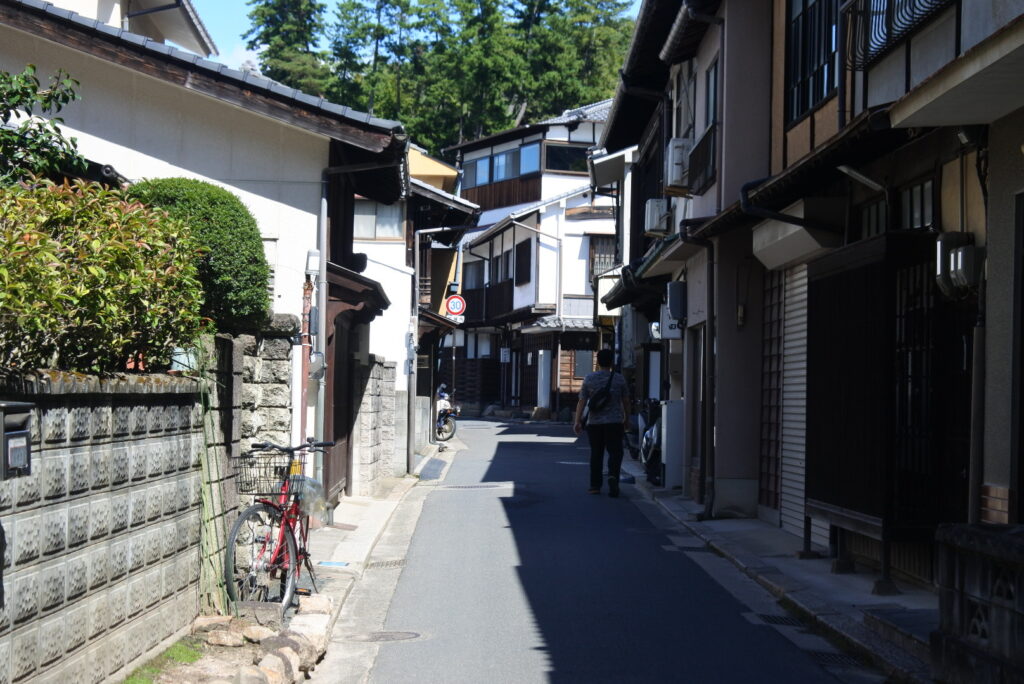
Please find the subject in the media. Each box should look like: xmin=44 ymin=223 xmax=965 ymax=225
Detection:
xmin=588 ymin=146 xmax=636 ymax=187
xmin=689 ymin=107 xmax=909 ymax=239
xmin=326 ymin=263 xmax=390 ymax=323
xmin=889 ymin=14 xmax=1024 ymax=127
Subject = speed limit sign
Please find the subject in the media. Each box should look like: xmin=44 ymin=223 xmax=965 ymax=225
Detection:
xmin=445 ymin=295 xmax=467 ymax=316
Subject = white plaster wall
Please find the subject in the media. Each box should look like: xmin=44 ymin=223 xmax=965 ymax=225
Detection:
xmin=561 ymin=231 xmax=589 ymax=297
xmin=1 ymin=28 xmax=330 ymax=447
xmin=511 ymin=235 xmax=538 ymax=309
xmin=359 ymin=240 xmax=414 ymax=390
xmin=542 ymin=175 xmax=591 ymax=199
xmin=52 ymin=0 xmax=122 ymax=24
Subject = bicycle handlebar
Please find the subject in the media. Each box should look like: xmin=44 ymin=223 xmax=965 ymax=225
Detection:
xmin=247 ymin=440 xmax=336 ymax=453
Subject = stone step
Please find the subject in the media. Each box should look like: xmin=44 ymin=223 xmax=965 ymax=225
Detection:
xmin=862 ymin=606 xmax=937 ymax=664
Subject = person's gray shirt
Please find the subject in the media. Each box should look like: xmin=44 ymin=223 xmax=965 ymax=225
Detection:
xmin=580 ymin=370 xmax=628 ymax=425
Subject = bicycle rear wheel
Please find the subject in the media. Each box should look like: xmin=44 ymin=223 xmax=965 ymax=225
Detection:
xmin=224 ymin=503 xmax=298 ymax=612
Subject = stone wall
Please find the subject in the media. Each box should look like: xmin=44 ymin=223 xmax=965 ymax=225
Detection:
xmin=0 ymin=371 xmax=204 ymax=683
xmin=239 ymin=316 xmax=297 ymax=449
xmin=351 ymin=357 xmax=396 ymax=497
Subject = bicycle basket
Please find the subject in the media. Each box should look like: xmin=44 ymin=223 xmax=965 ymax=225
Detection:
xmin=231 ymin=450 xmax=307 ymax=496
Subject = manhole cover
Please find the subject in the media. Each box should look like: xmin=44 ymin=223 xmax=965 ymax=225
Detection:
xmin=345 ymin=631 xmax=420 ymax=643
xmin=366 ymin=559 xmax=406 ymax=569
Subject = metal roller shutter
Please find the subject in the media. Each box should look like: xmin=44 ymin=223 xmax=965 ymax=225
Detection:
xmin=780 ymin=265 xmax=828 ymax=546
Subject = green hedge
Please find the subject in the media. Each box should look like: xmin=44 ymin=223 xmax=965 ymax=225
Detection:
xmin=128 ymin=178 xmax=270 ymax=333
xmin=0 ymin=180 xmax=207 ymax=372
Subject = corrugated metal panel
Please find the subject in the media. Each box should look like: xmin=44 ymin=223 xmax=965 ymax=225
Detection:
xmin=779 ymin=265 xmax=828 ymax=547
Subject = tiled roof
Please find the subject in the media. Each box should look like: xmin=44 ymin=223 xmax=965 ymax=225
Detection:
xmin=529 ymin=316 xmax=595 ymax=330
xmin=540 ymin=99 xmax=613 ymax=125
xmin=8 ymin=0 xmax=403 ymax=134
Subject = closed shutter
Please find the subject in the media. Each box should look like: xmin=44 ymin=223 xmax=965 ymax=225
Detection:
xmin=779 ymin=265 xmax=828 ymax=546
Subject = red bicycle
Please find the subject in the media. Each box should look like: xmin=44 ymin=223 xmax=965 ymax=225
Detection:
xmin=224 ymin=438 xmax=334 ymax=613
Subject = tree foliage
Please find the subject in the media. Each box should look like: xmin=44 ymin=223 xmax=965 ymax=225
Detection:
xmin=245 ymin=0 xmax=333 ymax=95
xmin=0 ymin=180 xmax=207 ymax=372
xmin=244 ymin=0 xmax=634 ymax=154
xmin=127 ymin=178 xmax=271 ymax=334
xmin=0 ymin=65 xmax=86 ymax=185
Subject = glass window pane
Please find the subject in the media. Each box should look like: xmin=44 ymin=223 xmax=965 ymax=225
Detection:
xmin=354 ymin=200 xmax=376 ymax=239
xmin=376 ymin=202 xmax=402 ymax=238
xmin=463 ymin=161 xmax=477 ymax=188
xmin=520 ymin=143 xmax=540 ymax=174
xmin=574 ymin=351 xmax=593 ymax=378
xmin=912 ymin=186 xmax=922 ymax=228
xmin=545 ymin=145 xmax=588 ymax=173
xmin=493 ymin=153 xmax=507 ymax=181
xmin=477 ymin=157 xmax=490 ymax=185
xmin=901 ymin=189 xmax=911 ymax=229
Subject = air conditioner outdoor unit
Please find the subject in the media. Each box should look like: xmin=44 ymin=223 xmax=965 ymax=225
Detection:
xmin=644 ymin=198 xmax=670 ymax=237
xmin=665 ymin=138 xmax=693 ymax=195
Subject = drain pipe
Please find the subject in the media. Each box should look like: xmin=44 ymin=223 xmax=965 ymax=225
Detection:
xmin=409 ymin=226 xmax=457 ymax=474
xmin=968 ymin=275 xmax=986 ymax=524
xmin=680 ymin=230 xmax=716 ymax=520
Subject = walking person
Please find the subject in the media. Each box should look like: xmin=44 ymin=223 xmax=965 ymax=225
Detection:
xmin=573 ymin=349 xmax=630 ymax=497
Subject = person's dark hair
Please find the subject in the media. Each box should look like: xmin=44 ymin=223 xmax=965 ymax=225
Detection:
xmin=597 ymin=349 xmax=614 ymax=368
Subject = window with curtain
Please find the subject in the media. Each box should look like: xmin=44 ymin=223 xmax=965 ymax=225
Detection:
xmin=354 ymin=200 xmax=403 ymax=239
xmin=464 ymin=260 xmax=484 ymax=288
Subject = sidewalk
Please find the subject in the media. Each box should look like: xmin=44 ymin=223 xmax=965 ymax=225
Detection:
xmin=620 ymin=457 xmax=937 ymax=683
xmin=298 ymin=443 xmax=443 ymax=639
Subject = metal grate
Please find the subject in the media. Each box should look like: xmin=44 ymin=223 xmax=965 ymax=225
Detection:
xmin=366 ymin=559 xmax=406 ymax=569
xmin=437 ymin=484 xmax=510 ymax=490
xmin=758 ymin=613 xmax=805 ymax=627
xmin=810 ymin=651 xmax=863 ymax=667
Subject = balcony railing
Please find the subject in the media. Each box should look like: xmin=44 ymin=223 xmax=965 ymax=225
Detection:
xmin=845 ymin=0 xmax=954 ymax=69
xmin=485 ymin=279 xmax=514 ymax=320
xmin=463 ymin=286 xmax=485 ymax=323
xmin=688 ymin=124 xmax=717 ymax=196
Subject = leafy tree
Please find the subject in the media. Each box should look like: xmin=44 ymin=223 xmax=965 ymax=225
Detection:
xmin=0 ymin=65 xmax=86 ymax=185
xmin=244 ymin=0 xmax=634 ymax=154
xmin=128 ymin=179 xmax=271 ymax=334
xmin=0 ymin=180 xmax=206 ymax=372
xmin=245 ymin=0 xmax=333 ymax=95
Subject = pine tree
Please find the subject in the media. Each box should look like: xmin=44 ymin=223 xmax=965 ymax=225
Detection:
xmin=244 ymin=0 xmax=333 ymax=95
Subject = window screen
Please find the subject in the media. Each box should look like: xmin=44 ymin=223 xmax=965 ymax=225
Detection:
xmin=354 ymin=200 xmax=376 ymax=239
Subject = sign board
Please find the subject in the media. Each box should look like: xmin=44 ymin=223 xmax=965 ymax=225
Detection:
xmin=445 ymin=295 xmax=467 ymax=316
xmin=445 ymin=314 xmax=465 ymax=323
xmin=500 ymin=347 xmax=511 ymax=363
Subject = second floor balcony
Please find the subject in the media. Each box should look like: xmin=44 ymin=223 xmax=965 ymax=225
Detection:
xmin=846 ymin=0 xmax=954 ymax=69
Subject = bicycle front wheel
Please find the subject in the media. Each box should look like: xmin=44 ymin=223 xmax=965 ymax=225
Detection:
xmin=436 ymin=416 xmax=457 ymax=441
xmin=224 ymin=503 xmax=298 ymax=612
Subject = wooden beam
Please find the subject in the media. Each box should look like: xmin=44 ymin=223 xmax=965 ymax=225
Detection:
xmin=0 ymin=4 xmax=395 ymax=153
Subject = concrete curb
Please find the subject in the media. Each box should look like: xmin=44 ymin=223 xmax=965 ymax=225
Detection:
xmin=622 ymin=464 xmax=932 ymax=683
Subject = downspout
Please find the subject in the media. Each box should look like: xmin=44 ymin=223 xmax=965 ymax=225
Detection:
xmin=313 ymin=154 xmax=406 ymax=483
xmin=680 ymin=230 xmax=715 ymax=520
xmin=315 ymin=172 xmax=329 ymax=483
xmin=968 ymin=276 xmax=986 ymax=524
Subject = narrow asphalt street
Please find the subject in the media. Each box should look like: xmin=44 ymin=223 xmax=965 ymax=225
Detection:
xmin=315 ymin=420 xmax=885 ymax=683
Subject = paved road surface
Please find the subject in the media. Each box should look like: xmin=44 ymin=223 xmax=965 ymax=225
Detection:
xmin=327 ymin=420 xmax=883 ymax=683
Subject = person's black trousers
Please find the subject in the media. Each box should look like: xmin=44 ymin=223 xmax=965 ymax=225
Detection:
xmin=586 ymin=423 xmax=624 ymax=490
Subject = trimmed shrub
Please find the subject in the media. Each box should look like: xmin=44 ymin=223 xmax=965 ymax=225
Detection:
xmin=128 ymin=178 xmax=270 ymax=333
xmin=0 ymin=179 xmax=207 ymax=372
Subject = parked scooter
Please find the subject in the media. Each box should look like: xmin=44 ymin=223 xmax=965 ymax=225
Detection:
xmin=435 ymin=384 xmax=460 ymax=442
xmin=638 ymin=398 xmax=663 ymax=486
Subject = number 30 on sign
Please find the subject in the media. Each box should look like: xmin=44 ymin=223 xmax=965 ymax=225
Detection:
xmin=445 ymin=295 xmax=467 ymax=316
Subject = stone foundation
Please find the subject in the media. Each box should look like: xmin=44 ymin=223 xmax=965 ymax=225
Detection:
xmin=351 ymin=357 xmax=396 ymax=497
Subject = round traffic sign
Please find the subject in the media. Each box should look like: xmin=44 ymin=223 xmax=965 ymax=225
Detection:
xmin=445 ymin=295 xmax=467 ymax=316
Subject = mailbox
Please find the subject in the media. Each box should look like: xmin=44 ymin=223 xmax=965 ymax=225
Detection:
xmin=0 ymin=402 xmax=33 ymax=478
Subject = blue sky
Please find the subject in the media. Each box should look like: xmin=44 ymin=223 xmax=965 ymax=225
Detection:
xmin=189 ymin=0 xmax=643 ymax=68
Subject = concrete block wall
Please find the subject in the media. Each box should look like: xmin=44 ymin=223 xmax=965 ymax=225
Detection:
xmin=0 ymin=371 xmax=203 ymax=683
xmin=352 ymin=357 xmax=396 ymax=497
